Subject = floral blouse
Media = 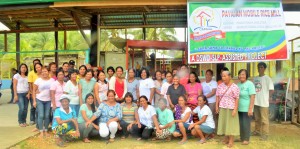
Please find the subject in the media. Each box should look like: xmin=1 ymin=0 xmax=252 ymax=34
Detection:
xmin=94 ymin=102 xmax=122 ymax=123
xmin=216 ymin=82 xmax=240 ymax=109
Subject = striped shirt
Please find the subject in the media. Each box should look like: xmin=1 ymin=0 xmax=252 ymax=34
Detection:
xmin=121 ymin=103 xmax=137 ymax=123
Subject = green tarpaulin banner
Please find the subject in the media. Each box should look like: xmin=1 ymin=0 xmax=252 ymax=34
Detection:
xmin=188 ymin=1 xmax=288 ymax=64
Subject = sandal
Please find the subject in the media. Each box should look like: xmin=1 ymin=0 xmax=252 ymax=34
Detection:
xmin=19 ymin=124 xmax=26 ymax=127
xmin=109 ymin=138 xmax=115 ymax=142
xmin=151 ymin=137 xmax=158 ymax=141
xmin=242 ymin=141 xmax=249 ymax=145
xmin=227 ymin=143 xmax=233 ymax=148
xmin=121 ymin=136 xmax=126 ymax=140
xmin=178 ymin=140 xmax=187 ymax=145
xmin=136 ymin=138 xmax=142 ymax=141
xmin=198 ymin=139 xmax=206 ymax=144
xmin=57 ymin=141 xmax=66 ymax=147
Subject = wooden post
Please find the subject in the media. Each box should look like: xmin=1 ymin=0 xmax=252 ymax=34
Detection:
xmin=132 ymin=48 xmax=135 ymax=69
xmin=4 ymin=33 xmax=7 ymax=52
xmin=90 ymin=15 xmax=98 ymax=66
xmin=64 ymin=30 xmax=67 ymax=50
xmin=292 ymin=40 xmax=295 ymax=123
xmin=16 ymin=22 xmax=20 ymax=67
xmin=54 ymin=19 xmax=59 ymax=65
xmin=126 ymin=42 xmax=129 ymax=70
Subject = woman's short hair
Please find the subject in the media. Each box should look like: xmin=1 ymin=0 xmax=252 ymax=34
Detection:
xmin=123 ymin=92 xmax=134 ymax=103
xmin=116 ymin=66 xmax=123 ymax=72
xmin=34 ymin=63 xmax=43 ymax=73
xmin=140 ymin=67 xmax=150 ymax=78
xmin=68 ymin=69 xmax=78 ymax=78
xmin=128 ymin=68 xmax=136 ymax=74
xmin=48 ymin=62 xmax=56 ymax=71
xmin=178 ymin=95 xmax=187 ymax=102
xmin=85 ymin=69 xmax=94 ymax=76
xmin=206 ymin=69 xmax=213 ymax=76
xmin=221 ymin=71 xmax=231 ymax=76
xmin=257 ymin=62 xmax=267 ymax=69
xmin=238 ymin=69 xmax=249 ymax=80
xmin=107 ymin=90 xmax=116 ymax=96
xmin=62 ymin=62 xmax=69 ymax=66
xmin=18 ymin=63 xmax=29 ymax=76
xmin=154 ymin=70 xmax=162 ymax=80
xmin=158 ymin=98 xmax=168 ymax=106
xmin=107 ymin=66 xmax=115 ymax=73
xmin=56 ymin=69 xmax=64 ymax=76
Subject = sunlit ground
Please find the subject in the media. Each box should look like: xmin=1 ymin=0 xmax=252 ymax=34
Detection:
xmin=10 ymin=122 xmax=300 ymax=149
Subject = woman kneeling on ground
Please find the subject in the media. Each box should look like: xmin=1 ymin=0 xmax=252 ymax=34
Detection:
xmin=52 ymin=95 xmax=80 ymax=147
xmin=78 ymin=93 xmax=99 ymax=143
xmin=85 ymin=90 xmax=122 ymax=142
xmin=167 ymin=95 xmax=192 ymax=144
xmin=131 ymin=95 xmax=162 ymax=140
xmin=154 ymin=98 xmax=176 ymax=141
xmin=189 ymin=95 xmax=215 ymax=144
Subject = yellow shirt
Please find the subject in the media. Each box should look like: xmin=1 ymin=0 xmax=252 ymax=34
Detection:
xmin=28 ymin=70 xmax=38 ymax=83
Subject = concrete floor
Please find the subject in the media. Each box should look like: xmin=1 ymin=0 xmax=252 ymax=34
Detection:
xmin=0 ymin=89 xmax=38 ymax=149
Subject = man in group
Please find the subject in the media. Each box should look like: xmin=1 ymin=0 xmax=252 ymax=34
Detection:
xmin=28 ymin=59 xmax=41 ymax=126
xmin=252 ymin=62 xmax=274 ymax=141
xmin=69 ymin=60 xmax=76 ymax=70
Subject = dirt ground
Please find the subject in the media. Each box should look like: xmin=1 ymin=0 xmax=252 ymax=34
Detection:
xmin=10 ymin=123 xmax=300 ymax=149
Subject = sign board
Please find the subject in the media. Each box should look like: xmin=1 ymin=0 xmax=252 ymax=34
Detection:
xmin=188 ymin=2 xmax=288 ymax=63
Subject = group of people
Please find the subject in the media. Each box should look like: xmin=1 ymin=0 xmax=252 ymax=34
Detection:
xmin=12 ymin=58 xmax=274 ymax=148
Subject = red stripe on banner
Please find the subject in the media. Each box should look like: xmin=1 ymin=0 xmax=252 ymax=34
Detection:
xmin=266 ymin=45 xmax=287 ymax=59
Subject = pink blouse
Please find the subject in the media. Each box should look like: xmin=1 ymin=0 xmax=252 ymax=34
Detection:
xmin=185 ymin=83 xmax=202 ymax=105
xmin=216 ymin=83 xmax=240 ymax=109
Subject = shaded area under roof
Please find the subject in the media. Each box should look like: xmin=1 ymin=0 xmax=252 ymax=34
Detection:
xmin=0 ymin=0 xmax=299 ymax=33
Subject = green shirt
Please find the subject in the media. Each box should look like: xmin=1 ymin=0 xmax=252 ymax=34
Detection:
xmin=237 ymin=80 xmax=256 ymax=112
xmin=156 ymin=108 xmax=175 ymax=133
xmin=79 ymin=79 xmax=96 ymax=103
xmin=77 ymin=104 xmax=93 ymax=123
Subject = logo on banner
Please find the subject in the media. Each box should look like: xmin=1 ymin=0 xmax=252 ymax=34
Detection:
xmin=189 ymin=6 xmax=225 ymax=41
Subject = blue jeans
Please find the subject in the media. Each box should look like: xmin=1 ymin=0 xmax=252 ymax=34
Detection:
xmin=70 ymin=104 xmax=80 ymax=117
xmin=29 ymin=96 xmax=36 ymax=122
xmin=37 ymin=99 xmax=51 ymax=132
xmin=17 ymin=93 xmax=29 ymax=124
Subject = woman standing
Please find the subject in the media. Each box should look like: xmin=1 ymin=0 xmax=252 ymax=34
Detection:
xmin=13 ymin=63 xmax=30 ymax=127
xmin=120 ymin=92 xmax=138 ymax=139
xmin=64 ymin=69 xmax=80 ymax=116
xmin=127 ymin=68 xmax=140 ymax=102
xmin=237 ymin=69 xmax=256 ymax=145
xmin=201 ymin=69 xmax=217 ymax=124
xmin=154 ymin=70 xmax=163 ymax=107
xmin=216 ymin=71 xmax=240 ymax=148
xmin=166 ymin=75 xmax=186 ymax=109
xmin=50 ymin=69 xmax=65 ymax=111
xmin=109 ymin=66 xmax=127 ymax=103
xmin=160 ymin=71 xmax=173 ymax=105
xmin=86 ymin=90 xmax=122 ymax=142
xmin=78 ymin=93 xmax=99 ymax=143
xmin=169 ymin=96 xmax=192 ymax=144
xmin=139 ymin=68 xmax=155 ymax=105
xmin=62 ymin=62 xmax=70 ymax=82
xmin=77 ymin=65 xmax=87 ymax=81
xmin=131 ymin=96 xmax=161 ymax=140
xmin=48 ymin=62 xmax=57 ymax=80
xmin=33 ymin=66 xmax=55 ymax=138
xmin=94 ymin=70 xmax=108 ymax=105
xmin=189 ymin=95 xmax=215 ymax=144
xmin=79 ymin=70 xmax=96 ymax=105
xmin=106 ymin=66 xmax=115 ymax=82
xmin=185 ymin=72 xmax=202 ymax=122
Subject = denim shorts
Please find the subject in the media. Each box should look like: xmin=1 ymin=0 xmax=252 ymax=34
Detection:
xmin=199 ymin=125 xmax=214 ymax=134
xmin=175 ymin=123 xmax=191 ymax=133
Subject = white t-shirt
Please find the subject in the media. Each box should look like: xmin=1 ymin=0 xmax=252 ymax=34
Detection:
xmin=174 ymin=107 xmax=192 ymax=124
xmin=161 ymin=82 xmax=172 ymax=100
xmin=139 ymin=78 xmax=155 ymax=103
xmin=193 ymin=105 xmax=215 ymax=128
xmin=13 ymin=73 xmax=29 ymax=93
xmin=201 ymin=80 xmax=217 ymax=103
xmin=34 ymin=78 xmax=55 ymax=101
xmin=64 ymin=80 xmax=80 ymax=105
xmin=138 ymin=105 xmax=156 ymax=128
xmin=253 ymin=75 xmax=274 ymax=107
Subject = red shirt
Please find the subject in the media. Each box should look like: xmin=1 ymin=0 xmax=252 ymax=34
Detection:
xmin=180 ymin=75 xmax=189 ymax=87
xmin=115 ymin=79 xmax=124 ymax=98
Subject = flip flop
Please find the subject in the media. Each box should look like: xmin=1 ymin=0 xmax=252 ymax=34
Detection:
xmin=178 ymin=140 xmax=187 ymax=145
xmin=198 ymin=139 xmax=206 ymax=144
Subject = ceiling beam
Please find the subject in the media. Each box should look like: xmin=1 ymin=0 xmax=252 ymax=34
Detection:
xmin=66 ymin=7 xmax=92 ymax=18
xmin=0 ymin=26 xmax=90 ymax=34
xmin=71 ymin=11 xmax=91 ymax=45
